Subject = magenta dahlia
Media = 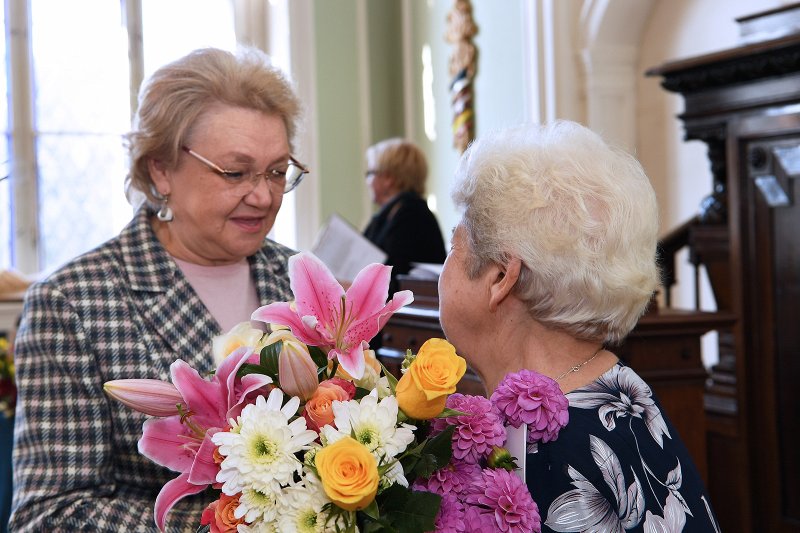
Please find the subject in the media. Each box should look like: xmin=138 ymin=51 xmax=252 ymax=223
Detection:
xmin=463 ymin=467 xmax=541 ymax=532
xmin=432 ymin=493 xmax=466 ymax=533
xmin=463 ymin=505 xmax=500 ymax=532
xmin=430 ymin=393 xmax=506 ymax=465
xmin=491 ymin=369 xmax=569 ymax=443
xmin=412 ymin=460 xmax=482 ymax=496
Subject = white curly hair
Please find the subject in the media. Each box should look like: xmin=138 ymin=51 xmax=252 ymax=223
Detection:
xmin=451 ymin=120 xmax=659 ymax=344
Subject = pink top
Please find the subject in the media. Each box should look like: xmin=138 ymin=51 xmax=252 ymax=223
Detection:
xmin=173 ymin=257 xmax=262 ymax=333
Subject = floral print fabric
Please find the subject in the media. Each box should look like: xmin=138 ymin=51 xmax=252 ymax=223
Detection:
xmin=526 ymin=364 xmax=720 ymax=532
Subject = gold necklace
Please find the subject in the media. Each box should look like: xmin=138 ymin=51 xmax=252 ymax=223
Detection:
xmin=556 ymin=346 xmax=604 ymax=382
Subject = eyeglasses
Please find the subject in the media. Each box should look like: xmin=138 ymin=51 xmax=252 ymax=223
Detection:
xmin=182 ymin=146 xmax=309 ymax=194
xmin=364 ymin=169 xmax=380 ymax=180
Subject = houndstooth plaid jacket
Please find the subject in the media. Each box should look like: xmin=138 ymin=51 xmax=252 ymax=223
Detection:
xmin=10 ymin=208 xmax=294 ymax=532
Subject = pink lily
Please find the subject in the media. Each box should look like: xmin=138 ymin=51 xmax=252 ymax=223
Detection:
xmin=105 ymin=347 xmax=272 ymax=531
xmin=251 ymin=252 xmax=413 ymax=380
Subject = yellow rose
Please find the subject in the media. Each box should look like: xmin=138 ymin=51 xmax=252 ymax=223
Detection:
xmin=315 ymin=436 xmax=379 ymax=511
xmin=395 ymin=338 xmax=467 ymax=419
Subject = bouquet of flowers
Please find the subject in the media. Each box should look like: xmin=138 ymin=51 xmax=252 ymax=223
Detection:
xmin=0 ymin=336 xmax=15 ymax=418
xmin=105 ymin=252 xmax=569 ymax=532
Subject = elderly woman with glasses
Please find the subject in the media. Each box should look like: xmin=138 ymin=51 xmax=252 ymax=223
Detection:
xmin=10 ymin=47 xmax=308 ymax=532
xmin=438 ymin=121 xmax=718 ymax=531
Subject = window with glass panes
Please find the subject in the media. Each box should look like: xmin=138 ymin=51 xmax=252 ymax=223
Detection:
xmin=2 ymin=0 xmax=243 ymax=275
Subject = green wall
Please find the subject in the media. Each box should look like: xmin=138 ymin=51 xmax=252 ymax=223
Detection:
xmin=313 ymin=1 xmax=366 ymax=229
xmin=311 ymin=1 xmax=528 ymax=240
xmin=366 ymin=0 xmax=405 ymax=144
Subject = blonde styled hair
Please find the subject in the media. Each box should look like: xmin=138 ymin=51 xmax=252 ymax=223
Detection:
xmin=366 ymin=138 xmax=428 ymax=196
xmin=125 ymin=47 xmax=301 ymax=207
xmin=452 ymin=121 xmax=659 ymax=344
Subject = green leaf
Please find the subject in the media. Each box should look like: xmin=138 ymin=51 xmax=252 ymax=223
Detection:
xmin=412 ymin=453 xmax=439 ymax=479
xmin=354 ymin=386 xmax=372 ymax=400
xmin=399 ymin=437 xmax=427 ymax=458
xmin=309 ymin=345 xmax=329 ymax=369
xmin=423 ymin=425 xmax=455 ymax=462
xmin=375 ymin=486 xmax=441 ymax=533
xmin=237 ymin=363 xmax=270 ymax=378
xmin=437 ymin=407 xmax=468 ymax=418
xmin=361 ymin=499 xmax=380 ymax=520
xmin=399 ymin=445 xmax=423 ymax=475
xmin=378 ymin=360 xmax=399 ymax=394
xmin=259 ymin=342 xmax=281 ymax=378
xmin=361 ymin=518 xmax=397 ymax=533
xmin=411 ymin=426 xmax=455 ymax=479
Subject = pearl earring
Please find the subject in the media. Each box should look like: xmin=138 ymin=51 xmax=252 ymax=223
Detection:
xmin=157 ymin=204 xmax=173 ymax=222
xmin=156 ymin=192 xmax=173 ymax=222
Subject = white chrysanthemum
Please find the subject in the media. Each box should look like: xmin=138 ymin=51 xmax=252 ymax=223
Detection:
xmin=351 ymin=364 xmax=380 ymax=391
xmin=371 ymin=376 xmax=392 ymax=399
xmin=234 ymin=487 xmax=281 ymax=524
xmin=380 ymin=459 xmax=408 ymax=490
xmin=321 ymin=394 xmax=415 ymax=459
xmin=277 ymin=480 xmax=350 ymax=532
xmin=237 ymin=519 xmax=280 ymax=533
xmin=303 ymin=444 xmax=321 ymax=471
xmin=213 ymin=389 xmax=317 ymax=496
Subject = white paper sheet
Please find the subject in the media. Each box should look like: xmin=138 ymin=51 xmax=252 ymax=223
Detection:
xmin=311 ymin=214 xmax=387 ymax=283
xmin=505 ymin=423 xmax=528 ymax=482
xmin=408 ymin=262 xmax=444 ymax=280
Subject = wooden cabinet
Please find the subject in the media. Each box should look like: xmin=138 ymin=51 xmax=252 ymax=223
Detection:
xmin=646 ymin=4 xmax=800 ymax=531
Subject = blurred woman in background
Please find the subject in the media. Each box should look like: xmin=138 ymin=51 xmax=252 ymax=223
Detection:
xmin=363 ymin=138 xmax=446 ymax=289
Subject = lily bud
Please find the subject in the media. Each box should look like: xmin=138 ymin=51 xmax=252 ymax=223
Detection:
xmin=487 ymin=445 xmax=518 ymax=471
xmin=104 ymin=379 xmax=184 ymax=417
xmin=268 ymin=330 xmax=319 ymax=401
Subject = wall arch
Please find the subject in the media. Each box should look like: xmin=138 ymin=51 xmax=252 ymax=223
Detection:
xmin=577 ymin=0 xmax=656 ymax=149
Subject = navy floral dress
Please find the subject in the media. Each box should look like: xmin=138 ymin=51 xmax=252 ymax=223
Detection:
xmin=526 ymin=364 xmax=719 ymax=532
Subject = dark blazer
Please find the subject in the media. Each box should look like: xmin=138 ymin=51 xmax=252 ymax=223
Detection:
xmin=363 ymin=190 xmax=447 ymax=281
xmin=10 ymin=207 xmax=293 ymax=532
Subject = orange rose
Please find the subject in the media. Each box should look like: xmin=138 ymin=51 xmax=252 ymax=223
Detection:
xmin=200 ymin=493 xmax=245 ymax=533
xmin=395 ymin=338 xmax=466 ymax=419
xmin=315 ymin=436 xmax=379 ymax=511
xmin=303 ymin=379 xmax=355 ymax=431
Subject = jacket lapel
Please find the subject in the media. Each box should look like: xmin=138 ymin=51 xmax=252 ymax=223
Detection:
xmin=249 ymin=241 xmax=293 ymax=305
xmin=119 ymin=208 xmax=219 ymax=374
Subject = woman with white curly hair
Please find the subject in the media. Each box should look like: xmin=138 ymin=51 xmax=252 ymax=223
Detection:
xmin=438 ymin=120 xmax=719 ymax=531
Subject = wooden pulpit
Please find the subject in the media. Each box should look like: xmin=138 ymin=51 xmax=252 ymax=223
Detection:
xmin=647 ymin=3 xmax=800 ymax=531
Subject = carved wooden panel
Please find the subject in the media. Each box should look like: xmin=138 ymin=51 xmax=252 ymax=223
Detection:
xmin=731 ymin=117 xmax=800 ymax=531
